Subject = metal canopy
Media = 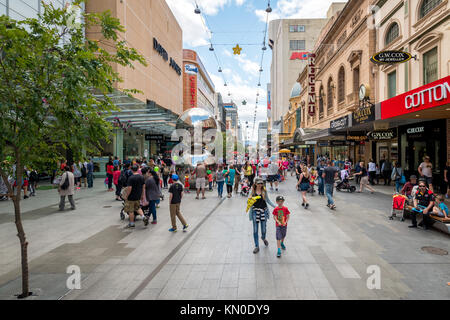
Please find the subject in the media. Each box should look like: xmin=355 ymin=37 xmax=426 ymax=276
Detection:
xmin=96 ymin=90 xmax=181 ymax=136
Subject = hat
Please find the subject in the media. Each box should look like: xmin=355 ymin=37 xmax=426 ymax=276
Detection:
xmin=254 ymin=178 xmax=264 ymax=185
xmin=276 ymin=196 xmax=285 ymax=202
xmin=410 ymin=175 xmax=417 ymax=180
xmin=172 ymin=174 xmax=179 ymax=181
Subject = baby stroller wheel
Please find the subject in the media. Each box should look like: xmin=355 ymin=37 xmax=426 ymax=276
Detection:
xmin=350 ymin=186 xmax=356 ymax=193
xmin=120 ymin=209 xmax=125 ymax=221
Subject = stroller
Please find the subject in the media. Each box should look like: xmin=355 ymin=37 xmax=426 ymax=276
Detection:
xmin=240 ymin=178 xmax=250 ymax=197
xmin=119 ymin=196 xmax=149 ymax=221
xmin=389 ymin=194 xmax=407 ymax=221
xmin=336 ymin=178 xmax=356 ymax=193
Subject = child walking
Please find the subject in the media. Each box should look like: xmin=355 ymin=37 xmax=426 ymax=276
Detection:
xmin=272 ymin=196 xmax=290 ymax=258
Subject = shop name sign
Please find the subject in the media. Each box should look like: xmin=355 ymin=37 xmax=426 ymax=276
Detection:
xmin=307 ymin=53 xmax=316 ymax=116
xmin=368 ymin=130 xmax=396 ymax=140
xmin=185 ymin=64 xmax=198 ymax=75
xmin=145 ymin=134 xmax=164 ymax=141
xmin=407 ymin=126 xmax=424 ymax=134
xmin=153 ymin=38 xmax=181 ymax=76
xmin=346 ymin=135 xmax=368 ymax=142
xmin=330 ymin=115 xmax=349 ymax=131
xmin=352 ymin=105 xmax=375 ymax=125
xmin=370 ymin=51 xmax=412 ymax=64
xmin=381 ymin=76 xmax=450 ymax=119
xmin=405 ymin=81 xmax=450 ymax=109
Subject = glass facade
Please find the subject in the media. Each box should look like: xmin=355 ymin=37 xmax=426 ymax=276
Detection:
xmin=1 ymin=0 xmax=71 ymax=20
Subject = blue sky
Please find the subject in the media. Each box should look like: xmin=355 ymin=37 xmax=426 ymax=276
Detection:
xmin=166 ymin=0 xmax=346 ymax=141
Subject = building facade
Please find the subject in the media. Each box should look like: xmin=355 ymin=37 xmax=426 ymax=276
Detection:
xmin=1 ymin=0 xmax=74 ymax=19
xmin=182 ymin=49 xmax=216 ymax=115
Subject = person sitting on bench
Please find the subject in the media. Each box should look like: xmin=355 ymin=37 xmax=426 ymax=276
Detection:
xmin=409 ymin=180 xmax=435 ymax=230
xmin=401 ymin=175 xmax=417 ymax=200
xmin=432 ymin=195 xmax=449 ymax=218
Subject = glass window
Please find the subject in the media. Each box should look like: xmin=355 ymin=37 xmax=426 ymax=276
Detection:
xmin=290 ymin=25 xmax=305 ymax=32
xmin=388 ymin=70 xmax=396 ymax=99
xmin=297 ymin=25 xmax=305 ymax=32
xmin=423 ymin=47 xmax=438 ymax=85
xmin=385 ymin=23 xmax=399 ymax=45
xmin=9 ymin=0 xmax=39 ymax=20
xmin=338 ymin=67 xmax=345 ymax=103
xmin=290 ymin=40 xmax=305 ymax=50
xmin=420 ymin=0 xmax=442 ymax=19
xmin=0 ymin=1 xmax=6 ymax=16
xmin=289 ymin=25 xmax=295 ymax=32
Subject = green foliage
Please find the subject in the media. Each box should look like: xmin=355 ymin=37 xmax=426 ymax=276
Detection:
xmin=0 ymin=1 xmax=146 ymax=173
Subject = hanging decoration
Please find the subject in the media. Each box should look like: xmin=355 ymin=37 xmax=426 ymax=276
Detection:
xmin=233 ymin=44 xmax=242 ymax=55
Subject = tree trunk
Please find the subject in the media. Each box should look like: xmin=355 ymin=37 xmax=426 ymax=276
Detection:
xmin=13 ymin=156 xmax=31 ymax=298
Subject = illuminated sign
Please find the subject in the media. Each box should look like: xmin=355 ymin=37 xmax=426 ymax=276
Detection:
xmin=307 ymin=53 xmax=316 ymax=116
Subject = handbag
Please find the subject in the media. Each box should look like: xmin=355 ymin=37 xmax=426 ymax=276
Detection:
xmin=120 ymin=187 xmax=129 ymax=201
xmin=60 ymin=173 xmax=69 ymax=190
xmin=399 ymin=175 xmax=406 ymax=184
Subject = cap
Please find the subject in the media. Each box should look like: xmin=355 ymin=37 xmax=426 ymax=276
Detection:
xmin=410 ymin=175 xmax=417 ymax=180
xmin=254 ymin=178 xmax=264 ymax=185
xmin=172 ymin=174 xmax=179 ymax=181
xmin=276 ymin=196 xmax=285 ymax=202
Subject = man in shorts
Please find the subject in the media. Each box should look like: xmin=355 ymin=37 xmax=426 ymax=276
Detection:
xmin=267 ymin=160 xmax=279 ymax=191
xmin=124 ymin=165 xmax=148 ymax=228
xmin=194 ymin=161 xmax=207 ymax=200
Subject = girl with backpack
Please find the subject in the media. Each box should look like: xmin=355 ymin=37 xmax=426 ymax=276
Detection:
xmin=296 ymin=166 xmax=311 ymax=209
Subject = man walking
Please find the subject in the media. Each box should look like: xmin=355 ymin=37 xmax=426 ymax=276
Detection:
xmin=194 ymin=161 xmax=207 ymax=200
xmin=168 ymin=174 xmax=189 ymax=232
xmin=124 ymin=165 xmax=148 ymax=228
xmin=267 ymin=160 xmax=279 ymax=191
xmin=382 ymin=158 xmax=392 ymax=186
xmin=323 ymin=161 xmax=339 ymax=210
xmin=58 ymin=166 xmax=76 ymax=211
xmin=317 ymin=160 xmax=325 ymax=196
xmin=87 ymin=158 xmax=94 ymax=188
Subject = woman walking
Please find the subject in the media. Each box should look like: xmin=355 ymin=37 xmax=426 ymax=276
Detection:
xmin=216 ymin=165 xmax=225 ymax=198
xmin=355 ymin=161 xmax=375 ymax=194
xmin=106 ymin=159 xmax=114 ymax=192
xmin=248 ymin=178 xmax=276 ymax=254
xmin=244 ymin=161 xmax=253 ymax=188
xmin=225 ymin=164 xmax=236 ymax=198
xmin=391 ymin=161 xmax=405 ymax=193
xmin=296 ymin=166 xmax=311 ymax=209
xmin=144 ymin=168 xmax=161 ymax=224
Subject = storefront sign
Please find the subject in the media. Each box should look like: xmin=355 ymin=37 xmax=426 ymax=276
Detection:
xmin=346 ymin=135 xmax=368 ymax=142
xmin=331 ymin=141 xmax=347 ymax=146
xmin=290 ymin=52 xmax=309 ymax=60
xmin=406 ymin=126 xmax=424 ymax=134
xmin=330 ymin=115 xmax=349 ymax=131
xmin=370 ymin=51 xmax=412 ymax=64
xmin=305 ymin=141 xmax=317 ymax=145
xmin=189 ymin=76 xmax=196 ymax=108
xmin=184 ymin=64 xmax=198 ymax=74
xmin=352 ymin=105 xmax=375 ymax=125
xmin=318 ymin=142 xmax=329 ymax=147
xmin=368 ymin=130 xmax=396 ymax=140
xmin=145 ymin=134 xmax=164 ymax=141
xmin=381 ymin=76 xmax=450 ymax=119
xmin=153 ymin=38 xmax=181 ymax=76
xmin=307 ymin=53 xmax=316 ymax=116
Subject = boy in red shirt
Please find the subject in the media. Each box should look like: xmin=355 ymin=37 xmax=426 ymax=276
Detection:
xmin=272 ymin=196 xmax=290 ymax=258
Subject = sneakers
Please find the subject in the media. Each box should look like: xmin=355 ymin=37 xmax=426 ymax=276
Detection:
xmin=126 ymin=223 xmax=135 ymax=229
xmin=301 ymin=202 xmax=305 ymax=207
xmin=281 ymin=242 xmax=286 ymax=250
xmin=183 ymin=224 xmax=189 ymax=232
xmin=253 ymin=247 xmax=260 ymax=254
xmin=24 ymin=195 xmax=29 ymax=199
xmin=143 ymin=216 xmax=149 ymax=226
xmin=305 ymin=203 xmax=309 ymax=209
xmin=263 ymin=239 xmax=269 ymax=246
xmin=169 ymin=228 xmax=177 ymax=232
xmin=408 ymin=225 xmax=417 ymax=228
xmin=151 ymin=220 xmax=157 ymax=225
xmin=277 ymin=248 xmax=282 ymax=258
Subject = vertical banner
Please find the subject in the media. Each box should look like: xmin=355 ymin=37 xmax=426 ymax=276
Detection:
xmin=307 ymin=53 xmax=316 ymax=116
xmin=267 ymin=83 xmax=272 ymax=118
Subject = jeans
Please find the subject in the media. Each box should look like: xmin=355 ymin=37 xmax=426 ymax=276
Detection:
xmin=395 ymin=180 xmax=403 ymax=193
xmin=325 ymin=183 xmax=334 ymax=206
xmin=59 ymin=195 xmax=75 ymax=210
xmin=115 ymin=184 xmax=122 ymax=197
xmin=87 ymin=172 xmax=93 ymax=188
xmin=252 ymin=213 xmax=267 ymax=248
xmin=163 ymin=175 xmax=169 ymax=188
xmin=318 ymin=176 xmax=324 ymax=195
xmin=148 ymin=200 xmax=157 ymax=221
xmin=107 ymin=173 xmax=113 ymax=189
xmin=217 ymin=181 xmax=224 ymax=197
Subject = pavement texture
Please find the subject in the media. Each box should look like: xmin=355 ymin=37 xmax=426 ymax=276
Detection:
xmin=0 ymin=176 xmax=448 ymax=300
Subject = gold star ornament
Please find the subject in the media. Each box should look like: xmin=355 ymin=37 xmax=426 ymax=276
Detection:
xmin=233 ymin=44 xmax=242 ymax=55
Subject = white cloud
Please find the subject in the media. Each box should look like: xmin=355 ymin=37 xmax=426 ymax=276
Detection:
xmin=234 ymin=54 xmax=260 ymax=77
xmin=255 ymin=0 xmax=348 ymax=22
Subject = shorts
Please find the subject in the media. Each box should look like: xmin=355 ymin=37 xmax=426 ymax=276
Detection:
xmin=276 ymin=226 xmax=287 ymax=240
xmin=196 ymin=177 xmax=206 ymax=189
xmin=423 ymin=176 xmax=433 ymax=185
xmin=124 ymin=200 xmax=140 ymax=213
xmin=360 ymin=176 xmax=369 ymax=185
xmin=300 ymin=182 xmax=310 ymax=191
xmin=267 ymin=175 xmax=278 ymax=182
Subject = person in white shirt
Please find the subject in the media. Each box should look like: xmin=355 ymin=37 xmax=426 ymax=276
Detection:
xmin=368 ymin=159 xmax=377 ymax=186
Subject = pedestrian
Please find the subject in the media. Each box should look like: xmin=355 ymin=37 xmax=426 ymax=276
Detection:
xmin=368 ymin=159 xmax=376 ymax=185
xmin=194 ymin=161 xmax=207 ymax=200
xmin=317 ymin=160 xmax=325 ymax=196
xmin=28 ymin=168 xmax=39 ymax=196
xmin=244 ymin=161 xmax=253 ymax=188
xmin=234 ymin=165 xmax=242 ymax=194
xmin=323 ymin=160 xmax=339 ymax=210
xmin=444 ymin=161 xmax=450 ymax=199
xmin=124 ymin=165 xmax=148 ymax=228
xmin=267 ymin=160 xmax=279 ymax=191
xmin=162 ymin=163 xmax=170 ymax=189
xmin=247 ymin=178 xmax=276 ymax=254
xmin=375 ymin=164 xmax=381 ymax=185
xmin=296 ymin=166 xmax=310 ymax=209
xmin=106 ymin=159 xmax=114 ymax=192
xmin=354 ymin=161 xmax=362 ymax=185
xmin=87 ymin=158 xmax=94 ymax=188
xmin=184 ymin=173 xmax=190 ymax=193
xmin=145 ymin=168 xmax=161 ymax=225
xmin=418 ymin=156 xmax=434 ymax=193
xmin=409 ymin=180 xmax=435 ymax=230
xmin=80 ymin=161 xmax=87 ymax=188
xmin=225 ymin=164 xmax=236 ymax=198
xmin=113 ymin=166 xmax=121 ymax=201
xmin=168 ymin=174 xmax=189 ymax=233
xmin=355 ymin=161 xmax=375 ymax=194
xmin=207 ymin=170 xmax=213 ymax=191
xmin=272 ymin=195 xmax=290 ymax=258
xmin=391 ymin=161 xmax=405 ymax=193
xmin=113 ymin=156 xmax=120 ymax=168
xmin=58 ymin=166 xmax=75 ymax=211
xmin=72 ymin=162 xmax=82 ymax=190
xmin=381 ymin=158 xmax=392 ymax=186
xmin=216 ymin=165 xmax=225 ymax=198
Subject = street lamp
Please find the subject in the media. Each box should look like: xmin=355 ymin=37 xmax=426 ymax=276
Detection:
xmin=194 ymin=5 xmax=201 ymax=14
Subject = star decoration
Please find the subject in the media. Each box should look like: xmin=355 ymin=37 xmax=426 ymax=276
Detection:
xmin=242 ymin=100 xmax=247 ymax=105
xmin=233 ymin=44 xmax=242 ymax=55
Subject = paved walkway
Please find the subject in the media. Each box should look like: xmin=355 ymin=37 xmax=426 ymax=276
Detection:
xmin=0 ymin=178 xmax=448 ymax=300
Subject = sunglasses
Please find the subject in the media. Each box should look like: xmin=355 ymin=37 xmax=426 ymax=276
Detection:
xmin=419 ymin=185 xmax=426 ymax=188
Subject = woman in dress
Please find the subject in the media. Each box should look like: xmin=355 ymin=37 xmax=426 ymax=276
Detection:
xmin=296 ymin=166 xmax=311 ymax=209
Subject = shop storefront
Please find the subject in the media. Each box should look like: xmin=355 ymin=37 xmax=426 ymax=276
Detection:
xmin=367 ymin=129 xmax=398 ymax=166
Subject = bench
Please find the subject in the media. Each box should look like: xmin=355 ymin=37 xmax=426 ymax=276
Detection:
xmin=430 ymin=215 xmax=450 ymax=234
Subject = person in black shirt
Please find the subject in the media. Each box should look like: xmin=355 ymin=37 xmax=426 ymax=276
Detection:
xmin=409 ymin=180 xmax=435 ymax=230
xmin=354 ymin=161 xmax=375 ymax=194
xmin=316 ymin=160 xmax=325 ymax=195
xmin=124 ymin=165 xmax=148 ymax=228
xmin=444 ymin=162 xmax=450 ymax=199
xmin=168 ymin=174 xmax=188 ymax=232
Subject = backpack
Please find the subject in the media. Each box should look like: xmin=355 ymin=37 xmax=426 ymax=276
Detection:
xmin=60 ymin=173 xmax=70 ymax=190
xmin=163 ymin=166 xmax=170 ymax=175
xmin=81 ymin=165 xmax=87 ymax=176
xmin=118 ymin=170 xmax=128 ymax=187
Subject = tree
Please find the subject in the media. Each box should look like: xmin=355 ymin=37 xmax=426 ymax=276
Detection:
xmin=0 ymin=1 xmax=146 ymax=298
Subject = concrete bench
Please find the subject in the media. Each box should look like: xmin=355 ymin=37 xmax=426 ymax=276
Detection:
xmin=430 ymin=215 xmax=450 ymax=234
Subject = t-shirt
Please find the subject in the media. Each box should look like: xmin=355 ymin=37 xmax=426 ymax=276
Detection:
xmin=195 ymin=165 xmax=207 ymax=178
xmin=145 ymin=176 xmax=160 ymax=201
xmin=368 ymin=162 xmax=376 ymax=172
xmin=216 ymin=170 xmax=225 ymax=182
xmin=360 ymin=167 xmax=368 ymax=177
xmin=226 ymin=169 xmax=236 ymax=185
xmin=415 ymin=189 xmax=435 ymax=208
xmin=323 ymin=166 xmax=338 ymax=184
xmin=127 ymin=174 xmax=145 ymax=201
xmin=438 ymin=202 xmax=449 ymax=216
xmin=106 ymin=164 xmax=114 ymax=175
xmin=419 ymin=162 xmax=432 ymax=177
xmin=272 ymin=206 xmax=290 ymax=227
xmin=244 ymin=166 xmax=252 ymax=176
xmin=169 ymin=182 xmax=184 ymax=204
xmin=268 ymin=163 xmax=279 ymax=176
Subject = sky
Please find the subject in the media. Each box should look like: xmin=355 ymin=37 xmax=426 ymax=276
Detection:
xmin=166 ymin=0 xmax=346 ymax=141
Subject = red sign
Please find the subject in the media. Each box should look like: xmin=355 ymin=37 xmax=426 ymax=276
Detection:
xmin=381 ymin=76 xmax=450 ymax=119
xmin=290 ymin=52 xmax=309 ymax=60
xmin=307 ymin=53 xmax=316 ymax=116
xmin=189 ymin=75 xmax=197 ymax=107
